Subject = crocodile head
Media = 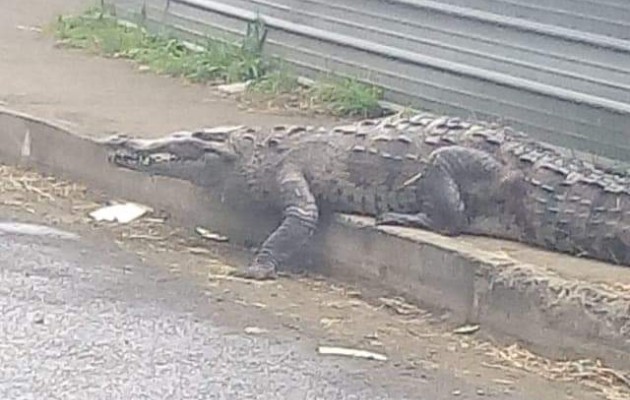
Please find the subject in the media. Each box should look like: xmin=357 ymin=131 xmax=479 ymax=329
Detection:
xmin=98 ymin=126 xmax=255 ymax=185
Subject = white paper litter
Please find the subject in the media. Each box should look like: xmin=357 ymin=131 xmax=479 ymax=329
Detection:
xmin=89 ymin=203 xmax=152 ymax=224
xmin=244 ymin=326 xmax=268 ymax=335
xmin=217 ymin=81 xmax=251 ymax=94
xmin=16 ymin=25 xmax=43 ymax=33
xmin=317 ymin=346 xmax=387 ymax=361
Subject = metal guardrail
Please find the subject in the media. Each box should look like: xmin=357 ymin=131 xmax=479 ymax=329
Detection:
xmin=107 ymin=0 xmax=630 ymax=164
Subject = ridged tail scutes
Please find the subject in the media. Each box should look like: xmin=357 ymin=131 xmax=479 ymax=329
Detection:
xmin=524 ymin=173 xmax=630 ymax=266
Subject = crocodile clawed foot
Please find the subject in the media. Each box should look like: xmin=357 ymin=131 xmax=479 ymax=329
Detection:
xmin=231 ymin=262 xmax=277 ymax=280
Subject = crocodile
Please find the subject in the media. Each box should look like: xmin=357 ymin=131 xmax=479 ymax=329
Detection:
xmin=99 ymin=113 xmax=630 ymax=279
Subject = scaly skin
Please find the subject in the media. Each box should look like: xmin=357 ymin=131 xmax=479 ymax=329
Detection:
xmin=98 ymin=113 xmax=630 ymax=278
xmin=401 ymin=113 xmax=630 ymax=265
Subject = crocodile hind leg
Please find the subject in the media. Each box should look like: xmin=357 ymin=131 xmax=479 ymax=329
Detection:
xmin=234 ymin=166 xmax=319 ymax=280
xmin=376 ymin=164 xmax=467 ymax=236
xmin=377 ymin=145 xmax=511 ymax=235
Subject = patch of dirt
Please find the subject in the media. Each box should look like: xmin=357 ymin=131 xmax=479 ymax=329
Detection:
xmin=238 ymin=86 xmax=389 ymax=120
xmin=238 ymin=90 xmax=334 ymax=118
xmin=1 ymin=164 xmax=628 ymax=400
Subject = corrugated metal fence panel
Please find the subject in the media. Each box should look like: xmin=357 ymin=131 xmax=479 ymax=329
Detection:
xmin=107 ymin=0 xmax=630 ymax=163
xmin=433 ymin=0 xmax=630 ymax=40
xmin=218 ymin=0 xmax=630 ymax=103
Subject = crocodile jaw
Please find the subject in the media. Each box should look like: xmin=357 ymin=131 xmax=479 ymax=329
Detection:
xmin=99 ymin=132 xmax=239 ymax=182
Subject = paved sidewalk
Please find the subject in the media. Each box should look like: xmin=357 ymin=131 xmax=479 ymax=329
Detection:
xmin=0 ymin=0 xmax=340 ymax=139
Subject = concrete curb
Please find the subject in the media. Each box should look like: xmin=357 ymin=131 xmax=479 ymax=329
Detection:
xmin=1 ymin=107 xmax=628 ymax=370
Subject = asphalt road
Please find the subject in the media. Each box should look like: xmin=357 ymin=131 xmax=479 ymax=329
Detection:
xmin=0 ymin=221 xmax=539 ymax=400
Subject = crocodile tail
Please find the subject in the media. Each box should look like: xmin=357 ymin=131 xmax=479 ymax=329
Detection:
xmin=523 ymin=166 xmax=630 ymax=266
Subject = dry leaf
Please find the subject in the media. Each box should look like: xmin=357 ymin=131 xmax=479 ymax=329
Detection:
xmin=453 ymin=324 xmax=480 ymax=335
xmin=317 ymin=346 xmax=387 ymax=361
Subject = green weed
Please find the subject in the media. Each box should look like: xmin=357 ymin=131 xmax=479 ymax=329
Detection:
xmin=54 ymin=8 xmax=269 ymax=83
xmin=309 ymin=78 xmax=384 ymax=118
xmin=249 ymin=64 xmax=300 ymax=94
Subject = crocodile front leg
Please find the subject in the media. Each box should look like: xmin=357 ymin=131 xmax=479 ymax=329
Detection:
xmin=235 ymin=166 xmax=319 ymax=280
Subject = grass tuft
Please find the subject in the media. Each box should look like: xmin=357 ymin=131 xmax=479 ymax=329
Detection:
xmin=54 ymin=8 xmax=269 ymax=83
xmin=309 ymin=78 xmax=384 ymax=118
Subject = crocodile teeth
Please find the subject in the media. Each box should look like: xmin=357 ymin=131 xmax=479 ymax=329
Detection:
xmin=150 ymin=153 xmax=178 ymax=163
xmin=114 ymin=152 xmax=181 ymax=167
